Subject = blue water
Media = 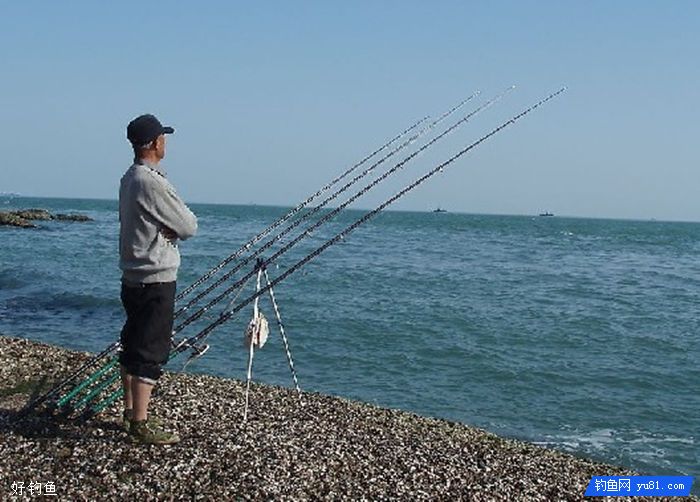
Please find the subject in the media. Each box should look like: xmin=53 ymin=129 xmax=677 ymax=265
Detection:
xmin=1 ymin=196 xmax=698 ymax=484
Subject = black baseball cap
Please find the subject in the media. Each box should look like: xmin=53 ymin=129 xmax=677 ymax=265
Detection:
xmin=127 ymin=114 xmax=175 ymax=146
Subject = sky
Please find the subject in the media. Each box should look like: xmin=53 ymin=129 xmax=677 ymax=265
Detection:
xmin=0 ymin=1 xmax=698 ymax=221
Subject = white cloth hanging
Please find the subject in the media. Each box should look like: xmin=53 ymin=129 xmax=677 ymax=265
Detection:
xmin=244 ymin=312 xmax=269 ymax=349
xmin=244 ymin=269 xmax=269 ymax=349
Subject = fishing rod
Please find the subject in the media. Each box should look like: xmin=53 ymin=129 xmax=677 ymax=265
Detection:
xmin=174 ymin=92 xmax=480 ymax=318
xmin=27 ymin=95 xmax=470 ymax=416
xmin=38 ymin=95 xmax=480 ymax=416
xmin=172 ymin=88 xmax=512 ymax=334
xmin=170 ymin=87 xmax=567 ymax=360
xmin=18 ymin=341 xmax=121 ymax=416
xmin=46 ymin=91 xmax=482 ymax=418
xmin=39 ymin=87 xmax=565 ymax=419
xmin=80 ymin=87 xmax=566 ymax=418
xmin=174 ymin=115 xmax=431 ymax=303
xmin=176 ymin=92 xmax=482 ymax=304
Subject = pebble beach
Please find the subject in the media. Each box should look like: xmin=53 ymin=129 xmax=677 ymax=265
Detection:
xmin=0 ymin=335 xmax=694 ymax=501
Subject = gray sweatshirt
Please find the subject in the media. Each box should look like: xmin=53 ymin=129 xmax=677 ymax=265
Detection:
xmin=119 ymin=162 xmax=197 ymax=284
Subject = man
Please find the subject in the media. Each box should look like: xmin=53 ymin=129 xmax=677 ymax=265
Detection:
xmin=119 ymin=114 xmax=197 ymax=445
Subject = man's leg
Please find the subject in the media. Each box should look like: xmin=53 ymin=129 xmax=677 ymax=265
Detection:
xmin=119 ymin=284 xmax=136 ymax=419
xmin=131 ymin=377 xmax=154 ymax=422
xmin=120 ymin=281 xmax=164 ymax=421
xmin=125 ymin=282 xmax=178 ymax=444
xmin=120 ymin=365 xmax=133 ymax=412
xmin=128 ymin=281 xmax=174 ymax=422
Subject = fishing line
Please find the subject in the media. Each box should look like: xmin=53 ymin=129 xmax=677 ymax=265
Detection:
xmin=174 ymin=92 xmax=479 ymax=318
xmin=174 ymin=115 xmax=431 ymax=302
xmin=172 ymin=88 xmax=511 ymax=334
xmin=168 ymin=88 xmax=566 ymax=362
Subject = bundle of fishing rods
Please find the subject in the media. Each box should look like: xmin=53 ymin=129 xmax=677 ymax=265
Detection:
xmin=22 ymin=86 xmax=566 ymax=421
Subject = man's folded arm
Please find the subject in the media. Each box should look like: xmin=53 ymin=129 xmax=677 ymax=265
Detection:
xmin=142 ymin=180 xmax=198 ymax=240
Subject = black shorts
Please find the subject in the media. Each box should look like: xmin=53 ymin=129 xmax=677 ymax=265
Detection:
xmin=119 ymin=281 xmax=176 ymax=382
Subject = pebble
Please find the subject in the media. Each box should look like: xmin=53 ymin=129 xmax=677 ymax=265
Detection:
xmin=0 ymin=335 xmax=694 ymax=501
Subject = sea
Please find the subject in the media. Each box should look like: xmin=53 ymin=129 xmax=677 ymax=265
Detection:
xmin=1 ymin=196 xmax=698 ymax=486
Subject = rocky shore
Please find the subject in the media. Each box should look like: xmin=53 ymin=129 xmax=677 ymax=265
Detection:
xmin=0 ymin=209 xmax=93 ymax=228
xmin=0 ymin=335 xmax=693 ymax=501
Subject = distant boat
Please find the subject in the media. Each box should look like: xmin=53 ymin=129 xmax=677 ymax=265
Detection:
xmin=538 ymin=211 xmax=554 ymax=217
xmin=433 ymin=207 xmax=447 ymax=213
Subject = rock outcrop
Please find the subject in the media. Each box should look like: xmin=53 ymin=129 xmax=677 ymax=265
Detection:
xmin=0 ymin=212 xmax=37 ymax=228
xmin=0 ymin=209 xmax=93 ymax=228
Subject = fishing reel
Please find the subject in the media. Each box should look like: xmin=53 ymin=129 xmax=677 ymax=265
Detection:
xmin=187 ymin=343 xmax=210 ymax=360
xmin=174 ymin=338 xmax=210 ymax=371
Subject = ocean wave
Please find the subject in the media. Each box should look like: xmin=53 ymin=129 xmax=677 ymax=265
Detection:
xmin=0 ymin=270 xmax=26 ymax=290
xmin=532 ymin=427 xmax=697 ymax=477
xmin=3 ymin=291 xmax=121 ymax=312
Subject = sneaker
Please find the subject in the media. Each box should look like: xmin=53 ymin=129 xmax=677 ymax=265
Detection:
xmin=122 ymin=409 xmax=164 ymax=433
xmin=129 ymin=419 xmax=180 ymax=445
xmin=122 ymin=409 xmax=133 ymax=432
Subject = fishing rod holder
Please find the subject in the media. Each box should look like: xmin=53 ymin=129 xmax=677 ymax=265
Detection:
xmin=254 ymin=257 xmax=266 ymax=272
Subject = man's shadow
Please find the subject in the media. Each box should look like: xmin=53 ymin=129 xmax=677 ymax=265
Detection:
xmin=0 ymin=376 xmax=124 ymax=442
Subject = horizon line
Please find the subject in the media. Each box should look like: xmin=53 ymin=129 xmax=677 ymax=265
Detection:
xmin=2 ymin=193 xmax=699 ymax=225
